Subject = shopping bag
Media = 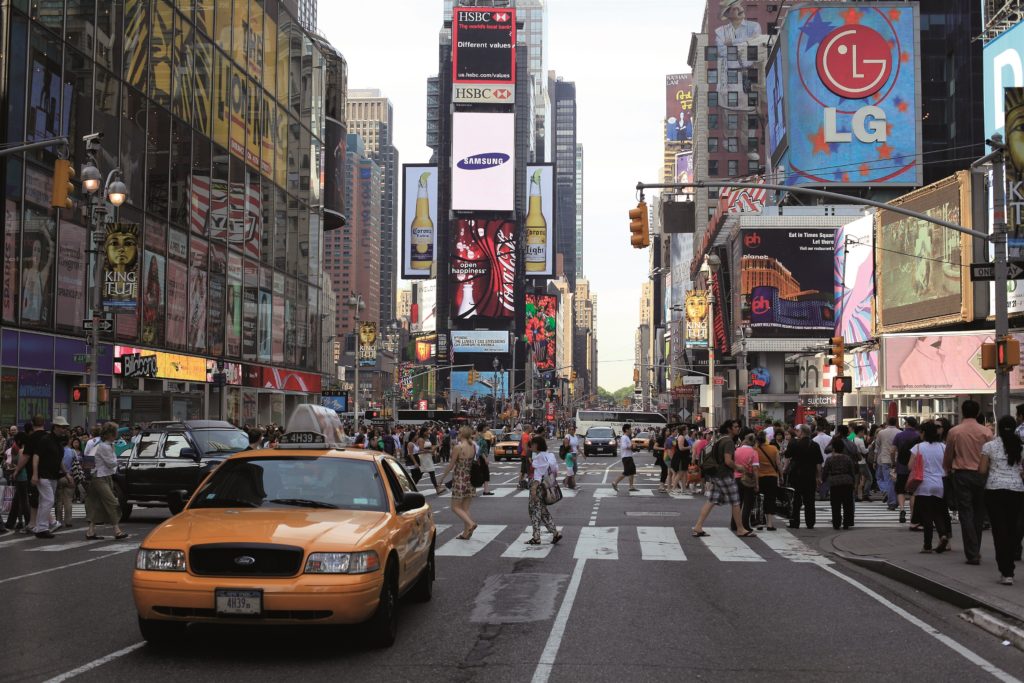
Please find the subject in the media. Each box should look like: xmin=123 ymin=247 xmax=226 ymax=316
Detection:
xmin=752 ymin=494 xmax=767 ymax=528
xmin=0 ymin=484 xmax=13 ymax=517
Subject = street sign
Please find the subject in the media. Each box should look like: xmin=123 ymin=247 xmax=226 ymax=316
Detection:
xmin=73 ymin=354 xmax=88 ymax=363
xmin=713 ymin=377 xmax=725 ymax=386
xmin=970 ymin=261 xmax=1024 ymax=281
xmin=82 ymin=318 xmax=113 ymax=332
xmin=683 ymin=376 xmax=705 ymax=386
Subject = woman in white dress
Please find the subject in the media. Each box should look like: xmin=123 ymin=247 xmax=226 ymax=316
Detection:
xmin=417 ymin=427 xmax=443 ymax=494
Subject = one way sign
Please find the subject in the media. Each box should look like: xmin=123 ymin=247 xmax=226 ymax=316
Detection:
xmin=83 ymin=318 xmax=114 ymax=332
xmin=970 ymin=261 xmax=1024 ymax=282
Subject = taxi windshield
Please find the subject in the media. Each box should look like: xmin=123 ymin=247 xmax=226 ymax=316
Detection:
xmin=190 ymin=457 xmax=388 ymax=512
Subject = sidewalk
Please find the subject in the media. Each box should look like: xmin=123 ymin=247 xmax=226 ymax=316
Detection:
xmin=820 ymin=524 xmax=1024 ymax=622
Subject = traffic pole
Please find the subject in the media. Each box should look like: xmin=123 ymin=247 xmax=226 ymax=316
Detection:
xmin=992 ymin=135 xmax=1011 ymax=417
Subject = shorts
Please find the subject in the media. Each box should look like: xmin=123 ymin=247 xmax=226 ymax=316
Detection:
xmin=520 ymin=456 xmax=530 ymax=474
xmin=671 ymin=454 xmax=691 ymax=473
xmin=621 ymin=456 xmax=636 ymax=477
xmin=706 ymin=476 xmax=741 ymax=506
xmin=895 ymin=473 xmax=909 ymax=495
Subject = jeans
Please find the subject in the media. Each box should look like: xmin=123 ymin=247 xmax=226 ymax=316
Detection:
xmin=984 ymin=489 xmax=1023 ymax=578
xmin=829 ymin=484 xmax=855 ymax=528
xmin=953 ymin=470 xmax=988 ymax=562
xmin=790 ymin=482 xmax=817 ymax=529
xmin=876 ymin=464 xmax=896 ymax=506
xmin=33 ymin=479 xmax=57 ymax=533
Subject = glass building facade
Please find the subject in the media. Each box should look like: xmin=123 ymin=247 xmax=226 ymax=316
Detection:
xmin=0 ymin=0 xmax=347 ymax=427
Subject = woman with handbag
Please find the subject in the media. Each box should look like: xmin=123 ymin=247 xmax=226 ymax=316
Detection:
xmin=980 ymin=416 xmax=1024 ymax=585
xmin=526 ymin=435 xmax=563 ymax=546
xmin=755 ymin=431 xmax=782 ymax=531
xmin=732 ymin=434 xmax=760 ymax=532
xmin=907 ymin=421 xmax=950 ymax=553
xmin=439 ymin=426 xmax=478 ymax=540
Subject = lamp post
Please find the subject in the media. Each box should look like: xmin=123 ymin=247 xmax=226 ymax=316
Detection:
xmin=702 ymin=254 xmax=721 ymax=431
xmin=492 ymin=357 xmax=500 ymax=407
xmin=736 ymin=324 xmax=752 ymax=426
xmin=348 ymin=294 xmax=365 ymax=427
xmin=80 ymin=134 xmax=127 ymax=428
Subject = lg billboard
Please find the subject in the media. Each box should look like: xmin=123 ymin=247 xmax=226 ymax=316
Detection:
xmin=451 ymin=112 xmax=515 ymax=212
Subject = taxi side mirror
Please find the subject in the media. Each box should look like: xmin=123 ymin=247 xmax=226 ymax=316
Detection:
xmin=397 ymin=491 xmax=426 ymax=513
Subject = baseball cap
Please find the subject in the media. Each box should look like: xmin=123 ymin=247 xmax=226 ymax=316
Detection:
xmin=51 ymin=416 xmax=69 ymax=426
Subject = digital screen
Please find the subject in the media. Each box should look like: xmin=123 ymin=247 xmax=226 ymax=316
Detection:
xmin=452 ymin=7 xmax=516 ymax=84
xmin=450 ymin=218 xmax=516 ymax=324
xmin=451 ymin=113 xmax=515 ymax=212
xmin=524 ymin=164 xmax=554 ymax=276
xmin=450 ymin=330 xmax=510 ymax=354
xmin=401 ymin=165 xmax=438 ymax=279
xmin=525 ymin=295 xmax=556 ymax=372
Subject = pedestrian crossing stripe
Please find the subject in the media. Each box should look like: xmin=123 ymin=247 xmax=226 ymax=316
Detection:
xmin=433 ymin=524 xmax=831 ymax=564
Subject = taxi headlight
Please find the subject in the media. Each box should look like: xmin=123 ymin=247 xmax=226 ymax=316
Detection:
xmin=136 ymin=549 xmax=186 ymax=572
xmin=305 ymin=550 xmax=380 ymax=574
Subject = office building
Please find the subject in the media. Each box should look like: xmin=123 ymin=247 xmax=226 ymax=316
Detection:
xmin=575 ymin=143 xmax=584 ymax=279
xmin=550 ymin=74 xmax=578 ymax=285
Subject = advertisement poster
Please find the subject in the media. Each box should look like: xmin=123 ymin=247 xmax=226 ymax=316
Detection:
xmin=834 ymin=215 xmax=874 ymax=343
xmin=452 ymin=7 xmax=516 ymax=84
xmin=665 ymin=73 xmax=693 ymax=144
xmin=20 ymin=216 xmax=54 ymax=326
xmin=674 ymin=153 xmax=693 ymax=186
xmin=324 ymin=117 xmax=345 ymax=228
xmin=4 ymin=201 xmax=19 ymax=322
xmin=684 ymin=290 xmax=709 ymax=347
xmin=188 ymin=239 xmax=208 ymax=352
xmin=413 ymin=279 xmax=437 ymax=333
xmin=451 ymin=113 xmax=515 ymax=212
xmin=272 ymin=276 xmax=285 ymax=363
xmin=883 ymin=333 xmax=1024 ymax=394
xmin=358 ymin=321 xmax=378 ymax=367
xmin=742 ymin=228 xmax=836 ymax=335
xmin=402 ymin=165 xmax=438 ymax=279
xmin=258 ymin=290 xmax=272 ymax=362
xmin=192 ymin=175 xmax=262 ymax=258
xmin=226 ymin=281 xmax=242 ymax=358
xmin=450 ymin=370 xmax=508 ymax=401
xmin=56 ymin=221 xmax=87 ymax=329
xmin=242 ymin=260 xmax=258 ymax=359
xmin=101 ymin=222 xmax=139 ymax=312
xmin=766 ymin=55 xmax=786 ymax=162
xmin=141 ymin=252 xmax=166 ymax=346
xmin=207 ymin=272 xmax=225 ymax=356
xmin=450 ymin=330 xmax=510 ymax=354
xmin=875 ymin=173 xmax=971 ymax=333
xmin=451 ymin=218 xmax=516 ymax=324
xmin=773 ymin=3 xmax=921 ymax=186
xmin=524 ymin=164 xmax=554 ymax=276
xmin=17 ymin=369 xmax=51 ymax=425
xmin=525 ymin=295 xmax=556 ymax=372
xmin=984 ymin=20 xmax=1024 ymax=141
xmin=852 ymin=349 xmax=879 ymax=389
xmin=165 ymin=259 xmax=188 ymax=347
xmin=414 ymin=333 xmax=437 ymax=364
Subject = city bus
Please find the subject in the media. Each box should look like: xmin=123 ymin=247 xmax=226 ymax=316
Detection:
xmin=574 ymin=409 xmax=668 ymax=436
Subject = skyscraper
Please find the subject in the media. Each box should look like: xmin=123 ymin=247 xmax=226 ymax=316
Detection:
xmin=550 ymin=74 xmax=577 ymax=286
xmin=296 ymin=0 xmax=317 ymax=33
xmin=575 ymin=143 xmax=584 ymax=279
xmin=345 ymin=90 xmax=399 ymax=325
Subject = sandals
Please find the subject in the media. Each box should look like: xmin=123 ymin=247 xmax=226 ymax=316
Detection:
xmin=525 ymin=538 xmax=542 ymax=545
xmin=691 ymin=530 xmax=709 ymax=537
xmin=552 ymin=532 xmax=563 ymax=544
xmin=114 ymin=531 xmax=129 ymax=540
xmin=738 ymin=531 xmax=757 ymax=537
xmin=85 ymin=534 xmax=105 ymax=541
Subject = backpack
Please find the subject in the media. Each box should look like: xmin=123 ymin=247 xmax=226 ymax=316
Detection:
xmin=470 ymin=457 xmax=486 ymax=487
xmin=383 ymin=434 xmax=396 ymax=455
xmin=700 ymin=438 xmax=725 ymax=479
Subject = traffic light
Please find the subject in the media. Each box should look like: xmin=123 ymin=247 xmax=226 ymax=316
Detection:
xmin=71 ymin=385 xmax=88 ymax=403
xmin=832 ymin=376 xmax=852 ymax=394
xmin=827 ymin=336 xmax=845 ymax=369
xmin=628 ymin=201 xmax=650 ymax=249
xmin=50 ymin=159 xmax=75 ymax=209
xmin=467 ymin=368 xmax=478 ymax=385
xmin=98 ymin=385 xmax=108 ymax=403
xmin=982 ymin=337 xmax=1021 ymax=370
xmin=633 ymin=367 xmax=640 ymax=384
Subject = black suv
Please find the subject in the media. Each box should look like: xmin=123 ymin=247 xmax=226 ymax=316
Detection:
xmin=583 ymin=427 xmax=618 ymax=457
xmin=113 ymin=420 xmax=249 ymax=520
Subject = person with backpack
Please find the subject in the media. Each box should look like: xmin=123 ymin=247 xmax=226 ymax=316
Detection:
xmin=691 ymin=420 xmax=755 ymax=538
xmin=475 ymin=423 xmax=494 ymax=496
xmin=562 ymin=425 xmax=580 ymax=489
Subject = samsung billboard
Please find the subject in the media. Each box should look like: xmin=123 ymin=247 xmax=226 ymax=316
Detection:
xmin=451 ymin=112 xmax=515 ymax=212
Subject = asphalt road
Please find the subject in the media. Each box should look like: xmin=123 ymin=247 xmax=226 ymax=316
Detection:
xmin=3 ymin=454 xmax=1022 ymax=682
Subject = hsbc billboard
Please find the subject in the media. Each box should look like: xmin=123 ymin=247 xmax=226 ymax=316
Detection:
xmin=452 ymin=7 xmax=517 ymax=103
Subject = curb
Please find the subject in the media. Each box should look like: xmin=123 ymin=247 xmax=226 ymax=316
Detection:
xmin=830 ymin=549 xmax=1024 ymax=624
xmin=960 ymin=608 xmax=1024 ymax=652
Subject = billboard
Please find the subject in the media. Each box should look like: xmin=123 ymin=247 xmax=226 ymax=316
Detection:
xmin=772 ymin=3 xmax=922 ymax=187
xmin=451 ymin=370 xmax=509 ymax=400
xmin=323 ymin=117 xmax=345 ymax=229
xmin=451 ymin=113 xmax=515 ymax=212
xmin=402 ymin=164 xmax=437 ymax=279
xmin=684 ymin=290 xmax=709 ymax=347
xmin=875 ymin=172 xmax=972 ymax=333
xmin=452 ymin=6 xmax=516 ymax=103
xmin=525 ymin=294 xmax=556 ymax=372
xmin=525 ymin=164 xmax=554 ymax=276
xmin=766 ymin=52 xmax=786 ymax=163
xmin=114 ymin=346 xmax=207 ymax=382
xmin=451 ymin=330 xmax=510 ymax=354
xmin=741 ymin=228 xmax=836 ymax=335
xmin=100 ymin=222 xmax=139 ymax=312
xmin=413 ymin=279 xmax=437 ymax=333
xmin=451 ymin=218 xmax=516 ymax=324
xmin=834 ymin=215 xmax=874 ymax=343
xmin=983 ymin=19 xmax=1024 ymax=141
xmin=883 ymin=332 xmax=1024 ymax=394
xmin=665 ymin=74 xmax=693 ymax=144
xmin=358 ymin=322 xmax=377 ymax=368
xmin=413 ymin=333 xmax=437 ymax=364
xmin=674 ymin=153 xmax=693 ymax=186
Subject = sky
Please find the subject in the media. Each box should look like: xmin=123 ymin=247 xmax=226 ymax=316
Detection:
xmin=322 ymin=0 xmax=703 ymax=390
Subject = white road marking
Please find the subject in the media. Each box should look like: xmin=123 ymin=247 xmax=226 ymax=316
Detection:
xmin=593 ymin=487 xmax=653 ymax=497
xmin=531 ymin=558 xmax=586 ymax=683
xmin=0 ymin=547 xmax=136 ymax=585
xmin=637 ymin=526 xmax=687 ymax=561
xmin=0 ymin=528 xmax=75 ymax=547
xmin=601 ymin=461 xmax=617 ymax=483
xmin=573 ymin=526 xmax=618 ymax=560
xmin=431 ymin=524 xmax=452 ymax=538
xmin=42 ymin=642 xmax=146 ymax=682
xmin=757 ymin=529 xmax=832 ymax=564
xmin=436 ymin=524 xmax=505 ymax=557
xmin=698 ymin=528 xmax=765 ymax=562
xmin=819 ymin=564 xmax=1022 ymax=683
xmin=25 ymin=540 xmax=97 ymax=553
xmin=89 ymin=542 xmax=140 ymax=553
xmin=502 ymin=526 xmax=557 ymax=558
xmin=514 ymin=488 xmax=577 ymax=498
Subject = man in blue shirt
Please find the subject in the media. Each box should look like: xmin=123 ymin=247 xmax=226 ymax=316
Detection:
xmin=892 ymin=417 xmax=921 ymax=524
xmin=56 ymin=441 xmax=78 ymax=528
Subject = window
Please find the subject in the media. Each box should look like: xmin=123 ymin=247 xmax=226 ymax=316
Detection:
xmin=747 ymin=68 xmax=759 ymax=84
xmin=748 ymin=92 xmax=759 ymax=107
xmin=708 ymin=91 xmax=718 ymax=108
xmin=727 ymin=113 xmax=738 ymax=130
xmin=162 ymin=435 xmax=190 ymax=459
xmin=748 ymin=115 xmax=759 ymax=130
xmin=748 ymin=160 xmax=761 ymax=174
xmin=728 ymin=160 xmax=739 ymax=177
xmin=708 ymin=207 xmax=717 ymax=220
xmin=748 ymin=137 xmax=759 ymax=153
xmin=134 ymin=437 xmax=161 ymax=459
xmin=708 ymin=113 xmax=719 ymax=129
xmin=384 ymin=459 xmax=415 ymax=493
xmin=747 ymin=46 xmax=759 ymax=62
xmin=726 ymin=137 xmax=738 ymax=153
xmin=727 ymin=46 xmax=738 ymax=61
xmin=708 ymin=160 xmax=719 ymax=176
xmin=727 ymin=69 xmax=738 ymax=85
xmin=708 ymin=188 xmax=719 ymax=199
xmin=708 ymin=137 xmax=719 ymax=153
xmin=727 ymin=92 xmax=739 ymax=107
xmin=705 ymin=46 xmax=719 ymax=62
xmin=707 ymin=69 xmax=718 ymax=85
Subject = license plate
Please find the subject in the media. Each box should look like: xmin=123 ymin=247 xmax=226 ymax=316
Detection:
xmin=215 ymin=589 xmax=262 ymax=616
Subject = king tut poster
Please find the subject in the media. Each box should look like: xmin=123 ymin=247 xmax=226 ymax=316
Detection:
xmin=102 ymin=222 xmax=139 ymax=312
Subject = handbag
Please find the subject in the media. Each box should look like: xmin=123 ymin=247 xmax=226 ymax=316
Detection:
xmin=906 ymin=452 xmax=924 ymax=494
xmin=774 ymin=486 xmax=795 ymax=518
xmin=470 ymin=457 xmax=486 ymax=487
xmin=751 ymin=494 xmax=767 ymax=528
xmin=0 ymin=484 xmax=12 ymax=517
xmin=542 ymin=474 xmax=563 ymax=505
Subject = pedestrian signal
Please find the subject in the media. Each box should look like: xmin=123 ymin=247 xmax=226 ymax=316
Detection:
xmin=832 ymin=376 xmax=852 ymax=394
xmin=71 ymin=385 xmax=88 ymax=403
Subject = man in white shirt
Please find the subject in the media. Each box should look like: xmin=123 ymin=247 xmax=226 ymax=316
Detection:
xmin=83 ymin=426 xmax=102 ymax=458
xmin=812 ymin=419 xmax=833 ymax=460
xmin=873 ymin=417 xmax=901 ymax=510
xmin=611 ymin=424 xmax=639 ymax=492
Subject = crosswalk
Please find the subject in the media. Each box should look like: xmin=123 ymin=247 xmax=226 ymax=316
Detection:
xmin=808 ymin=501 xmax=939 ymax=529
xmin=433 ymin=524 xmax=831 ymax=565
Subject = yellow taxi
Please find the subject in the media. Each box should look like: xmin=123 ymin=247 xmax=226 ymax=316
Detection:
xmin=132 ymin=405 xmax=435 ymax=648
xmin=493 ymin=432 xmax=523 ymax=461
xmin=631 ymin=431 xmax=652 ymax=451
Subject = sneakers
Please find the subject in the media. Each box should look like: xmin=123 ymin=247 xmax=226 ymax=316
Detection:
xmin=999 ymin=576 xmax=1014 ymax=585
xmin=611 ymin=482 xmax=619 ymax=492
xmin=628 ymin=487 xmax=639 ymax=492
xmin=34 ymin=531 xmax=55 ymax=539
xmin=899 ymin=510 xmax=907 ymax=524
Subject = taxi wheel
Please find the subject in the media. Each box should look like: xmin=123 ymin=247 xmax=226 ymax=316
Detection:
xmin=138 ymin=617 xmax=187 ymax=647
xmin=366 ymin=562 xmax=398 ymax=648
xmin=409 ymin=541 xmax=435 ymax=603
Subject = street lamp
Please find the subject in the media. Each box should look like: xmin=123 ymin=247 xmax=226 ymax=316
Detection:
xmin=736 ymin=324 xmax=752 ymax=426
xmin=348 ymin=294 xmax=366 ymax=427
xmin=492 ymin=357 xmax=500 ymax=407
xmin=80 ymin=133 xmax=128 ymax=428
xmin=702 ymin=253 xmax=721 ymax=431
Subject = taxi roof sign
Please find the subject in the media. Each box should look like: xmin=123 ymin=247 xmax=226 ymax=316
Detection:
xmin=279 ymin=404 xmax=347 ymax=449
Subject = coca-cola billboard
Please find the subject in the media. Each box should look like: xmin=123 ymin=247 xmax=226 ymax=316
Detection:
xmin=450 ymin=218 xmax=516 ymax=325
